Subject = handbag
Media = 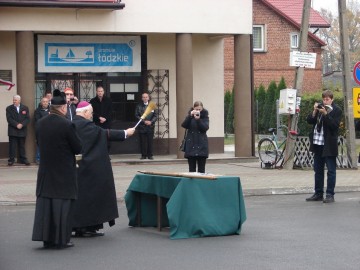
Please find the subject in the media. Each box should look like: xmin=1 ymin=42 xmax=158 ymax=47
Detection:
xmin=179 ymin=129 xmax=188 ymax=152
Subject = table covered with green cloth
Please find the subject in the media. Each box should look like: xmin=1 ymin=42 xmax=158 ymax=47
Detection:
xmin=125 ymin=174 xmax=246 ymax=239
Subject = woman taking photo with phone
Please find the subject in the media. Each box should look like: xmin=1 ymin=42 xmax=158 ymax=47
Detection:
xmin=181 ymin=101 xmax=209 ymax=173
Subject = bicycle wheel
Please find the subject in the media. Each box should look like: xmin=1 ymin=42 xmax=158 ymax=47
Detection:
xmin=258 ymin=138 xmax=278 ymax=165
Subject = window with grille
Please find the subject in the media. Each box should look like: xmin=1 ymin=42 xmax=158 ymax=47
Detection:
xmin=253 ymin=25 xmax=265 ymax=52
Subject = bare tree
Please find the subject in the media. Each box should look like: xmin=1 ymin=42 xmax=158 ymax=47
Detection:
xmin=317 ymin=0 xmax=360 ymax=73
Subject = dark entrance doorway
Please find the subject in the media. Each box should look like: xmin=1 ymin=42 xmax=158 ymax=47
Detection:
xmin=35 ymin=72 xmax=143 ymax=154
xmin=35 ymin=70 xmax=169 ymax=155
xmin=106 ymin=74 xmax=143 ymax=154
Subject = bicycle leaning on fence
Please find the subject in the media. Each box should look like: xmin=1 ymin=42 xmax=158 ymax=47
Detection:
xmin=257 ymin=125 xmax=298 ymax=168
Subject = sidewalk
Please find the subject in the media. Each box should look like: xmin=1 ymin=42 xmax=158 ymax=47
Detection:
xmin=1 ymin=146 xmax=359 ymax=205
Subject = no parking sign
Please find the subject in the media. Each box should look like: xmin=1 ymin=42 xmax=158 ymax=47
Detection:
xmin=354 ymin=62 xmax=360 ymax=85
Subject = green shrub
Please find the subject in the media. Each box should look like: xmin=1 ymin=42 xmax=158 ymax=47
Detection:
xmin=224 ymin=89 xmax=234 ymax=134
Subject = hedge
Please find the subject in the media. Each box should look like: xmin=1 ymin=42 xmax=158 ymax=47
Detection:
xmin=225 ymin=78 xmax=349 ymax=137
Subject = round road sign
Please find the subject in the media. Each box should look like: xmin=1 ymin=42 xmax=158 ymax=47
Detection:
xmin=353 ymin=62 xmax=360 ymax=85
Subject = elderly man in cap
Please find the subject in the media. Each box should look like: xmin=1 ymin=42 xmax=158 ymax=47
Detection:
xmin=32 ymin=90 xmax=82 ymax=249
xmin=71 ymin=101 xmax=135 ymax=236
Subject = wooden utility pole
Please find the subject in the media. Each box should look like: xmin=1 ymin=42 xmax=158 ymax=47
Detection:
xmin=283 ymin=0 xmax=311 ymax=170
xmin=338 ymin=0 xmax=358 ymax=168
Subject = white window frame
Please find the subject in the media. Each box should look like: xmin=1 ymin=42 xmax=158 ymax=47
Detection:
xmin=253 ymin=25 xmax=266 ymax=52
xmin=290 ymin=33 xmax=299 ymax=49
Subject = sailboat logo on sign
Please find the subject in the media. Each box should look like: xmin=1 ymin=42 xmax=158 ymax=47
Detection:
xmin=45 ymin=43 xmax=133 ymax=67
xmin=353 ymin=62 xmax=360 ymax=85
xmin=47 ymin=45 xmax=94 ymax=64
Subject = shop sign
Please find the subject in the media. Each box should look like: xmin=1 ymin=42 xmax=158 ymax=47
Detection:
xmin=38 ymin=35 xmax=141 ymax=73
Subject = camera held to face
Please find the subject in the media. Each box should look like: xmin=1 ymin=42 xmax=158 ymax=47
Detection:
xmin=317 ymin=103 xmax=324 ymax=109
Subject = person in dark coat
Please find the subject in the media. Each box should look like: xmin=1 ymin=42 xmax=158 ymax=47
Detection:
xmin=34 ymin=97 xmax=50 ymax=164
xmin=181 ymin=101 xmax=209 ymax=173
xmin=305 ymin=90 xmax=342 ymax=203
xmin=64 ymin=87 xmax=78 ymax=121
xmin=356 ymin=120 xmax=360 ymax=163
xmin=32 ymin=91 xmax=82 ymax=249
xmin=90 ymin=85 xmax=113 ymax=152
xmin=71 ymin=101 xmax=135 ymax=237
xmin=135 ymin=92 xmax=158 ymax=159
xmin=37 ymin=92 xmax=52 ymax=108
xmin=6 ymin=95 xmax=30 ymax=166
xmin=90 ymin=86 xmax=113 ymax=129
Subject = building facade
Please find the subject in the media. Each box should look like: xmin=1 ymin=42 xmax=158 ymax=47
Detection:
xmin=224 ymin=0 xmax=330 ymax=93
xmin=0 ymin=0 xmax=254 ymax=160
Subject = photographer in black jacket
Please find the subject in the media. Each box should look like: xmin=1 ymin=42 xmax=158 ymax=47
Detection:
xmin=306 ymin=90 xmax=342 ymax=203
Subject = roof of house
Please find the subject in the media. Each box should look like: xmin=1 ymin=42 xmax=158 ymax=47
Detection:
xmin=260 ymin=0 xmax=330 ymax=46
xmin=262 ymin=0 xmax=331 ymax=28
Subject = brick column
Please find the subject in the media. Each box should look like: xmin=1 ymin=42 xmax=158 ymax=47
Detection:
xmin=234 ymin=34 xmax=254 ymax=157
xmin=176 ymin=33 xmax=193 ymax=158
xmin=16 ymin=31 xmax=36 ymax=163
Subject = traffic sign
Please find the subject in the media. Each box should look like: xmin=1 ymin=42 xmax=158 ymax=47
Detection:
xmin=353 ymin=87 xmax=360 ymax=118
xmin=353 ymin=62 xmax=360 ymax=85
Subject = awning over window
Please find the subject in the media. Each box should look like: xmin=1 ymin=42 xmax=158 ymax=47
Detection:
xmin=0 ymin=0 xmax=125 ymax=10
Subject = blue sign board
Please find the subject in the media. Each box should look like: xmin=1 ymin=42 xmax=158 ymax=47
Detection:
xmin=38 ymin=35 xmax=141 ymax=73
xmin=45 ymin=43 xmax=133 ymax=67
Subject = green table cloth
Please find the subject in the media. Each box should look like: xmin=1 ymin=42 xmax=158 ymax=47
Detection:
xmin=125 ymin=174 xmax=246 ymax=239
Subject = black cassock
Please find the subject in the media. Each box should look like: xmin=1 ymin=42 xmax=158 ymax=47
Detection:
xmin=72 ymin=115 xmax=126 ymax=231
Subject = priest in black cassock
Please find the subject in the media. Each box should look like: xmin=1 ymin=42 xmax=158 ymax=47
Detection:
xmin=71 ymin=101 xmax=135 ymax=236
xmin=32 ymin=90 xmax=82 ymax=249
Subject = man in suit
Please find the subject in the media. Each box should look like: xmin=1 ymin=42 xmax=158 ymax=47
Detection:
xmin=90 ymin=86 xmax=113 ymax=129
xmin=90 ymin=85 xmax=113 ymax=152
xmin=135 ymin=92 xmax=158 ymax=159
xmin=32 ymin=91 xmax=82 ymax=249
xmin=6 ymin=95 xmax=30 ymax=166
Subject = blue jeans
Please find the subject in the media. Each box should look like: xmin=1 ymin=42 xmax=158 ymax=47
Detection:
xmin=36 ymin=146 xmax=40 ymax=162
xmin=313 ymin=145 xmax=336 ymax=195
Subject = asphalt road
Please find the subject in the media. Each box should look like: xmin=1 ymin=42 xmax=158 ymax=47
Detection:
xmin=1 ymin=192 xmax=360 ymax=270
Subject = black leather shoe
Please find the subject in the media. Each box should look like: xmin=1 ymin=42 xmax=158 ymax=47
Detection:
xmin=8 ymin=161 xmax=14 ymax=166
xmin=57 ymin=242 xmax=74 ymax=249
xmin=43 ymin=241 xmax=55 ymax=249
xmin=20 ymin=160 xmax=30 ymax=165
xmin=140 ymin=156 xmax=146 ymax=160
xmin=323 ymin=195 xmax=335 ymax=203
xmin=148 ymin=156 xmax=154 ymax=160
xmin=83 ymin=231 xmax=104 ymax=237
xmin=306 ymin=193 xmax=323 ymax=201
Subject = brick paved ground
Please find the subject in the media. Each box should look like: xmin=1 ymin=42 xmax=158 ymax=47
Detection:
xmin=1 ymin=150 xmax=359 ymax=205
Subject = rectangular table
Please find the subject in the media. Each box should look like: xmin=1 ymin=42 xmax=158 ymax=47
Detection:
xmin=125 ymin=173 xmax=247 ymax=239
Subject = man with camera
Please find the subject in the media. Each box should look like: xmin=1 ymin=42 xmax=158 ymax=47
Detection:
xmin=306 ymin=90 xmax=342 ymax=203
xmin=64 ymin=87 xmax=78 ymax=121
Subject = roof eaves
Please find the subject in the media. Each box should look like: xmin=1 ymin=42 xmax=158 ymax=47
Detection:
xmin=0 ymin=0 xmax=125 ymax=9
xmin=259 ymin=0 xmax=327 ymax=46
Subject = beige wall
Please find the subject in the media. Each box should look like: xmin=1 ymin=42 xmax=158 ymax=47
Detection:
xmin=147 ymin=34 xmax=224 ymax=139
xmin=193 ymin=35 xmax=224 ymax=137
xmin=0 ymin=0 xmax=252 ymax=34
xmin=0 ymin=32 xmax=225 ymax=144
xmin=0 ymin=32 xmax=17 ymax=143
